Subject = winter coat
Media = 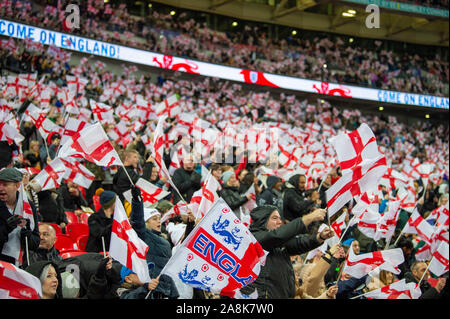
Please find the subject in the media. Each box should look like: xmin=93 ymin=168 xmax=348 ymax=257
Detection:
xmin=0 ymin=197 xmax=40 ymax=265
xmin=57 ymin=183 xmax=88 ymax=212
xmin=85 ymin=208 xmax=113 ymax=253
xmin=37 ymin=190 xmax=68 ymax=225
xmin=130 ymin=197 xmax=179 ymax=299
xmin=240 ymin=205 xmax=322 ymax=299
xmin=171 ymin=167 xmax=202 ymax=204
xmin=28 ymin=246 xmax=62 ymax=266
xmin=219 ymin=184 xmax=248 ymax=215
xmin=282 ymin=174 xmax=316 ymax=221
xmin=58 ymin=252 xmax=122 ymax=299
xmin=257 ymin=176 xmax=283 ymax=213
xmin=25 ymin=260 xmax=63 ymax=299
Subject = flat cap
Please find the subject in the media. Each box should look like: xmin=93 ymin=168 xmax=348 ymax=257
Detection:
xmin=0 ymin=167 xmax=23 ymax=182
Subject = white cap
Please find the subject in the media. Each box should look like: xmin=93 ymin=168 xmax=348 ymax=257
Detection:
xmin=166 ymin=222 xmax=187 ymax=246
xmin=144 ymin=207 xmax=160 ymax=222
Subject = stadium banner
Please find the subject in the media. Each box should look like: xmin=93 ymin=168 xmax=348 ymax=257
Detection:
xmin=1 ymin=19 xmax=448 ymax=110
xmin=342 ymin=0 xmax=449 ymax=18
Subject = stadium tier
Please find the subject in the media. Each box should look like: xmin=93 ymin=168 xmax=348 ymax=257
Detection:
xmin=0 ymin=0 xmax=448 ymax=303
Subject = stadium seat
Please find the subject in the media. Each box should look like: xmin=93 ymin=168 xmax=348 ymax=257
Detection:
xmin=65 ymin=223 xmax=89 ymax=243
xmin=79 ymin=212 xmax=90 ymax=225
xmin=39 ymin=222 xmax=63 ymax=235
xmin=76 ymin=234 xmax=89 ymax=251
xmin=60 ymin=250 xmax=87 ymax=259
xmin=54 ymin=234 xmax=77 ymax=252
xmin=65 ymin=211 xmax=79 ymax=224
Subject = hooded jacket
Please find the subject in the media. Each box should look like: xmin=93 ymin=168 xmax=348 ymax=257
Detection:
xmin=85 ymin=208 xmax=113 ymax=253
xmin=257 ymin=176 xmax=283 ymax=212
xmin=25 ymin=260 xmax=63 ymax=299
xmin=219 ymin=184 xmax=248 ymax=214
xmin=282 ymin=174 xmax=315 ymax=221
xmin=240 ymin=205 xmax=322 ymax=299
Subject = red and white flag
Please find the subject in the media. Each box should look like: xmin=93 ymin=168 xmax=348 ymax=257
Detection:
xmin=376 ymin=200 xmax=401 ymax=240
xmin=343 ymin=248 xmax=404 ymax=278
xmin=123 ymin=178 xmax=171 ymax=206
xmin=330 ymin=123 xmax=380 ymax=173
xmin=58 ymin=123 xmax=123 ymax=168
xmin=60 ymin=157 xmax=95 ymax=189
xmin=363 ymin=279 xmax=421 ymax=299
xmin=109 ymin=199 xmax=150 ymax=283
xmin=242 ymin=184 xmax=257 ymax=214
xmin=155 ymin=94 xmax=181 ymax=118
xmin=0 ymin=261 xmax=42 ymax=299
xmin=160 ymin=198 xmax=267 ymax=298
xmin=331 ymin=211 xmax=347 ymax=239
xmin=326 ymin=155 xmax=387 ymax=218
xmin=403 ymin=209 xmax=435 ymax=245
xmin=428 ymin=242 xmax=449 ymax=277
xmin=60 ymin=117 xmax=90 ymax=145
xmin=189 ymin=172 xmax=222 ymax=220
xmin=160 ymin=202 xmax=190 ymax=224
xmin=24 ymin=104 xmax=64 ymax=140
xmin=90 ymin=100 xmax=115 ymax=124
xmin=31 ymin=157 xmax=67 ymax=191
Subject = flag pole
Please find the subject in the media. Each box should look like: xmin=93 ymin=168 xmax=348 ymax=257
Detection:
xmin=25 ymin=237 xmax=30 ymax=267
xmin=101 ymin=236 xmax=107 ymax=257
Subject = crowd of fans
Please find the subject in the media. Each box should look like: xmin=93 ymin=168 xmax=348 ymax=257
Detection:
xmin=0 ymin=17 xmax=449 ymax=300
xmin=1 ymin=0 xmax=448 ymax=96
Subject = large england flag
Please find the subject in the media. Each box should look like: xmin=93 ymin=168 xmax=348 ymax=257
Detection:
xmin=161 ymin=198 xmax=267 ymax=298
xmin=0 ymin=261 xmax=42 ymax=299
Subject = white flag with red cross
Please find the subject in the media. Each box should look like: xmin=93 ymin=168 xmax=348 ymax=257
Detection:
xmin=60 ymin=157 xmax=95 ymax=189
xmin=363 ymin=279 xmax=421 ymax=299
xmin=155 ymin=94 xmax=181 ymax=118
xmin=90 ymin=100 xmax=115 ymax=124
xmin=403 ymin=209 xmax=435 ymax=245
xmin=428 ymin=242 xmax=449 ymax=277
xmin=160 ymin=202 xmax=190 ymax=224
xmin=31 ymin=157 xmax=67 ymax=191
xmin=331 ymin=211 xmax=347 ymax=239
xmin=57 ymin=122 xmax=123 ymax=168
xmin=343 ymin=248 xmax=404 ymax=279
xmin=109 ymin=199 xmax=150 ymax=283
xmin=66 ymin=75 xmax=88 ymax=94
xmin=0 ymin=261 xmax=42 ymax=299
xmin=326 ymin=155 xmax=387 ymax=218
xmin=2 ymin=76 xmax=28 ymax=100
xmin=330 ymin=123 xmax=380 ymax=173
xmin=375 ymin=200 xmax=401 ymax=241
xmin=160 ymin=198 xmax=267 ymax=298
xmin=123 ymin=178 xmax=171 ymax=206
xmin=189 ymin=172 xmax=222 ymax=220
xmin=24 ymin=104 xmax=64 ymax=140
xmin=60 ymin=117 xmax=90 ymax=145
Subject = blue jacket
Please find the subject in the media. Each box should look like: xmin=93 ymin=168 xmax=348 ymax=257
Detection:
xmin=130 ymin=197 xmax=179 ymax=298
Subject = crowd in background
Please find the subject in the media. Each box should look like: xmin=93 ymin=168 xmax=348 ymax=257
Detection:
xmin=1 ymin=0 xmax=448 ymax=96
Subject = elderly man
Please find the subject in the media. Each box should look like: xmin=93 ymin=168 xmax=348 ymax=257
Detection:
xmin=172 ymin=154 xmax=201 ymax=204
xmin=28 ymin=223 xmax=63 ymax=266
xmin=0 ymin=168 xmax=40 ymax=265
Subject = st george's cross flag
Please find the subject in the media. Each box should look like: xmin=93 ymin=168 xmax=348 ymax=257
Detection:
xmin=428 ymin=242 xmax=449 ymax=277
xmin=160 ymin=202 xmax=190 ymax=224
xmin=343 ymin=248 xmax=404 ymax=279
xmin=58 ymin=123 xmax=123 ymax=168
xmin=24 ymin=103 xmax=64 ymax=140
xmin=189 ymin=172 xmax=222 ymax=220
xmin=161 ymin=198 xmax=267 ymax=298
xmin=0 ymin=261 xmax=42 ymax=299
xmin=155 ymin=94 xmax=181 ymax=118
xmin=60 ymin=117 xmax=90 ymax=145
xmin=109 ymin=198 xmax=150 ymax=283
xmin=402 ymin=209 xmax=435 ymax=245
xmin=60 ymin=157 xmax=95 ymax=189
xmin=363 ymin=279 xmax=421 ymax=299
xmin=123 ymin=178 xmax=171 ymax=206
xmin=31 ymin=157 xmax=67 ymax=191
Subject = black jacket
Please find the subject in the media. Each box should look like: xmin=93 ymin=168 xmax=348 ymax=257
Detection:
xmin=85 ymin=208 xmax=113 ymax=253
xmin=0 ymin=197 xmax=40 ymax=265
xmin=240 ymin=205 xmax=322 ymax=299
xmin=28 ymin=246 xmax=63 ymax=267
xmin=282 ymin=174 xmax=316 ymax=221
xmin=57 ymin=183 xmax=88 ymax=212
xmin=171 ymin=167 xmax=201 ymax=204
xmin=113 ymin=162 xmax=153 ymax=202
xmin=404 ymin=271 xmax=441 ymax=299
xmin=219 ymin=184 xmax=248 ymax=213
xmin=37 ymin=190 xmax=68 ymax=225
